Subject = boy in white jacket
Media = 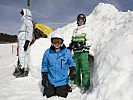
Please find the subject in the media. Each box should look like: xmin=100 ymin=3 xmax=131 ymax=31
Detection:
xmin=68 ymin=14 xmax=93 ymax=93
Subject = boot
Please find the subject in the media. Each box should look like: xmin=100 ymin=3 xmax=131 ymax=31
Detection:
xmin=13 ymin=67 xmax=21 ymax=76
xmin=66 ymin=84 xmax=72 ymax=92
xmin=80 ymin=87 xmax=87 ymax=94
xmin=16 ymin=68 xmax=25 ymax=78
xmin=16 ymin=68 xmax=29 ymax=78
xmin=13 ymin=60 xmax=21 ymax=76
xmin=24 ymin=70 xmax=29 ymax=76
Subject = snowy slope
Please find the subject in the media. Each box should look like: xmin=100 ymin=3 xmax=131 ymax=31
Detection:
xmin=0 ymin=43 xmax=17 ymax=85
xmin=1 ymin=3 xmax=133 ymax=100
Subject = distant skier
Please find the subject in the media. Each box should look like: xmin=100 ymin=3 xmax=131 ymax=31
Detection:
xmin=13 ymin=8 xmax=33 ymax=78
xmin=68 ymin=14 xmax=94 ymax=93
xmin=41 ymin=32 xmax=76 ymax=98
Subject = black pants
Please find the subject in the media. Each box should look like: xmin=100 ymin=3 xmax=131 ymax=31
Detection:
xmin=44 ymin=84 xmax=68 ymax=98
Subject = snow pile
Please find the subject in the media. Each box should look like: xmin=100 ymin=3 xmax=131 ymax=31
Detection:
xmin=30 ymin=38 xmax=51 ymax=78
xmin=29 ymin=3 xmax=133 ymax=100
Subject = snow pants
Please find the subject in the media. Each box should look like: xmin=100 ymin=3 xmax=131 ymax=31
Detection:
xmin=73 ymin=51 xmax=90 ymax=89
xmin=18 ymin=32 xmax=30 ymax=71
xmin=44 ymin=84 xmax=68 ymax=98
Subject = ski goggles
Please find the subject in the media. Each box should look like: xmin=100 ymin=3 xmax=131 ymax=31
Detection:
xmin=77 ymin=18 xmax=85 ymax=22
xmin=52 ymin=38 xmax=63 ymax=44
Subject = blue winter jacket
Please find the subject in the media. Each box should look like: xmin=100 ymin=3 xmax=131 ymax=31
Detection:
xmin=41 ymin=45 xmax=76 ymax=87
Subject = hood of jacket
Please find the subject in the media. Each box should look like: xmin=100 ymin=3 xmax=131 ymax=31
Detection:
xmin=21 ymin=8 xmax=32 ymax=21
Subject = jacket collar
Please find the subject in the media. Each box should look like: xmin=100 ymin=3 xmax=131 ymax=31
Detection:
xmin=50 ymin=44 xmax=66 ymax=52
xmin=77 ymin=24 xmax=87 ymax=29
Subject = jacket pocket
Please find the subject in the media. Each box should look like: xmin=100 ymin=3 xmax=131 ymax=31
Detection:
xmin=61 ymin=58 xmax=65 ymax=69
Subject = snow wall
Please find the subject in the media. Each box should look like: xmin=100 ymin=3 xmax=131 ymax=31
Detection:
xmin=30 ymin=3 xmax=133 ymax=100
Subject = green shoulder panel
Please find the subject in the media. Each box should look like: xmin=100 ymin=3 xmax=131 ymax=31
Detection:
xmin=72 ymin=33 xmax=87 ymax=42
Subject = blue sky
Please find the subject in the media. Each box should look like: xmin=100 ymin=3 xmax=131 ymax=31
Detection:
xmin=0 ymin=0 xmax=133 ymax=35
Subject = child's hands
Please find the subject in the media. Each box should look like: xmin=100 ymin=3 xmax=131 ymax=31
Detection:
xmin=69 ymin=67 xmax=76 ymax=80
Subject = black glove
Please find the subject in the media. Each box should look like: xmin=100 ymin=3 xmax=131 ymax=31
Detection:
xmin=42 ymin=72 xmax=49 ymax=87
xmin=69 ymin=67 xmax=76 ymax=80
xmin=67 ymin=41 xmax=75 ymax=51
xmin=24 ymin=40 xmax=30 ymax=51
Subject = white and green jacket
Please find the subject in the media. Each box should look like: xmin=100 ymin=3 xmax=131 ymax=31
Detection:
xmin=72 ymin=25 xmax=93 ymax=52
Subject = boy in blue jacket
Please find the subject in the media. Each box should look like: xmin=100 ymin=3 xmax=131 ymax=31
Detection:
xmin=41 ymin=32 xmax=76 ymax=98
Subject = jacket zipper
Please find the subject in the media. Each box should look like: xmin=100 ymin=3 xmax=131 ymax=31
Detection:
xmin=61 ymin=59 xmax=63 ymax=69
xmin=61 ymin=58 xmax=65 ymax=69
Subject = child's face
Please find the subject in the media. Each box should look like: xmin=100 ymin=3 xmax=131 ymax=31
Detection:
xmin=53 ymin=43 xmax=61 ymax=49
xmin=77 ymin=19 xmax=84 ymax=26
xmin=52 ymin=38 xmax=63 ymax=49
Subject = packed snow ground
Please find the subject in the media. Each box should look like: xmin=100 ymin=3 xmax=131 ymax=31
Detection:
xmin=0 ymin=3 xmax=133 ymax=100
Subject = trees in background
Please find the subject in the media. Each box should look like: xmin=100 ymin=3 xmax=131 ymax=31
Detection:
xmin=0 ymin=33 xmax=17 ymax=43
